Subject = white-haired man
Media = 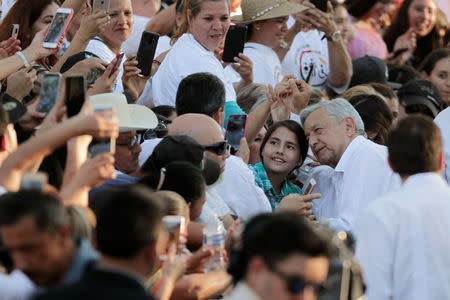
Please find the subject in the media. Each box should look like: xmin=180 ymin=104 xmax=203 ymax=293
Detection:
xmin=300 ymin=98 xmax=399 ymax=232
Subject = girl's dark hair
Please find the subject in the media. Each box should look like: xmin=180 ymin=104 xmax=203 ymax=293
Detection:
xmin=346 ymin=0 xmax=378 ymax=19
xmin=139 ymin=161 xmax=205 ymax=207
xmin=384 ymin=0 xmax=448 ymax=67
xmin=349 ymin=94 xmax=393 ymax=145
xmin=0 ymin=0 xmax=59 ymax=49
xmin=259 ymin=120 xmax=308 ymax=168
xmin=418 ymin=48 xmax=450 ymax=75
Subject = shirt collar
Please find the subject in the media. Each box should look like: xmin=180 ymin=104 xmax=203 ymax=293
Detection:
xmin=230 ymin=282 xmax=263 ymax=300
xmin=402 ymin=172 xmax=447 ymax=188
xmin=335 ymin=135 xmax=365 ymax=172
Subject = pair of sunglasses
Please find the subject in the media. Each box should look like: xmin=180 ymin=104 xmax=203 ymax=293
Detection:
xmin=268 ymin=263 xmax=324 ymax=294
xmin=204 ymin=140 xmax=230 ymax=155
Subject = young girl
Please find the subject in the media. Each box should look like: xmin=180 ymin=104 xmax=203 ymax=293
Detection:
xmin=249 ymin=120 xmax=308 ymax=211
xmin=419 ymin=48 xmax=450 ymax=107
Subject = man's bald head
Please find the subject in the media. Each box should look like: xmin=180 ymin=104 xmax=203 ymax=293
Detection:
xmin=169 ymin=114 xmax=224 ymax=145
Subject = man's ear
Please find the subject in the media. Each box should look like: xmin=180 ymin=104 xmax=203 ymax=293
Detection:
xmin=344 ymin=117 xmax=356 ymax=136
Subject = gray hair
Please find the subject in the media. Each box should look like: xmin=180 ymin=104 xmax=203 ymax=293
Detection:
xmin=300 ymin=98 xmax=366 ymax=137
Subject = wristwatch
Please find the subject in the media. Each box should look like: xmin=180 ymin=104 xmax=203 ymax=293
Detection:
xmin=326 ymin=30 xmax=341 ymax=42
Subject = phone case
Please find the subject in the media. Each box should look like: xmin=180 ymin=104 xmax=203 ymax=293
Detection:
xmin=222 ymin=25 xmax=247 ymax=63
xmin=93 ymin=0 xmax=110 ymax=13
xmin=43 ymin=8 xmax=74 ymax=48
xmin=136 ymin=31 xmax=160 ymax=77
xmin=310 ymin=0 xmax=327 ymax=12
xmin=10 ymin=24 xmax=19 ymax=38
xmin=65 ymin=76 xmax=86 ymax=117
xmin=110 ymin=52 xmax=125 ymax=77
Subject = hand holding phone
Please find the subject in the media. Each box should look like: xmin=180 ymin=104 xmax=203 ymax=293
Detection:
xmin=136 ymin=31 xmax=159 ymax=77
xmin=223 ymin=25 xmax=247 ymax=63
xmin=43 ymin=8 xmax=73 ymax=49
xmin=88 ymin=107 xmax=116 ymax=157
xmin=225 ymin=114 xmax=248 ymax=155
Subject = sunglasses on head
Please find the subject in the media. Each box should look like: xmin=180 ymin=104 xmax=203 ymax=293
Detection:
xmin=267 ymin=263 xmax=324 ymax=295
xmin=204 ymin=141 xmax=230 ymax=155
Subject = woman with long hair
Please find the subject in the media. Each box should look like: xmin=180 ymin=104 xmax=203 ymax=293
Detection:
xmin=384 ymin=0 xmax=449 ymax=67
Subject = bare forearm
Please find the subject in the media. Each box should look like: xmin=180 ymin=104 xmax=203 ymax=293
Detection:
xmin=146 ymin=4 xmax=176 ymax=36
xmin=170 ymin=271 xmax=232 ymax=300
xmin=51 ymin=34 xmax=90 ymax=72
xmin=245 ymin=100 xmax=270 ymax=144
xmin=327 ymin=40 xmax=352 ymax=88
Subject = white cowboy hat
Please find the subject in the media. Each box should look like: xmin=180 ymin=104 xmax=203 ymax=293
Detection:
xmin=90 ymin=93 xmax=158 ymax=132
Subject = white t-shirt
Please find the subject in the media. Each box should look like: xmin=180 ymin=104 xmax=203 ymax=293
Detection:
xmin=225 ymin=42 xmax=283 ymax=87
xmin=121 ymin=15 xmax=151 ymax=56
xmin=282 ymin=17 xmax=348 ymax=93
xmin=85 ymin=38 xmax=125 ymax=93
xmin=152 ymin=33 xmax=237 ymax=107
xmin=0 ymin=270 xmax=35 ymax=300
xmin=1 ymin=0 xmax=15 ymax=20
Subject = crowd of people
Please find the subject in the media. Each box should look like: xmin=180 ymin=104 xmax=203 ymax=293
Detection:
xmin=0 ymin=0 xmax=448 ymax=299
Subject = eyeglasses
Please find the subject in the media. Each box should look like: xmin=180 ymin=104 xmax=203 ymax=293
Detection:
xmin=117 ymin=134 xmax=141 ymax=149
xmin=204 ymin=141 xmax=230 ymax=155
xmin=267 ymin=263 xmax=324 ymax=295
xmin=143 ymin=120 xmax=169 ymax=140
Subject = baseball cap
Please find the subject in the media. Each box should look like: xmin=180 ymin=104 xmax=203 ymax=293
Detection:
xmin=350 ymin=56 xmax=402 ymax=89
xmin=397 ymin=79 xmax=443 ymax=118
xmin=90 ymin=93 xmax=158 ymax=132
xmin=142 ymin=135 xmax=221 ymax=186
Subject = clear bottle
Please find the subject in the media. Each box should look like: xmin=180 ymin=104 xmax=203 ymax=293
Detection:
xmin=203 ymin=213 xmax=225 ymax=273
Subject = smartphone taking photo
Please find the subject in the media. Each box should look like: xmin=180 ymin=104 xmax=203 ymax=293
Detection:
xmin=222 ymin=25 xmax=247 ymax=63
xmin=39 ymin=73 xmax=61 ymax=114
xmin=65 ymin=75 xmax=86 ymax=117
xmin=225 ymin=114 xmax=248 ymax=155
xmin=136 ymin=31 xmax=159 ymax=77
xmin=43 ymin=8 xmax=74 ymax=49
xmin=93 ymin=0 xmax=110 ymax=13
xmin=88 ymin=107 xmax=116 ymax=158
xmin=109 ymin=51 xmax=125 ymax=78
xmin=162 ymin=216 xmax=186 ymax=256
xmin=303 ymin=178 xmax=317 ymax=195
xmin=10 ymin=24 xmax=19 ymax=38
xmin=310 ymin=0 xmax=328 ymax=12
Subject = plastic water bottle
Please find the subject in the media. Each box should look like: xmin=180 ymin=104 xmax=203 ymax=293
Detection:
xmin=203 ymin=213 xmax=225 ymax=273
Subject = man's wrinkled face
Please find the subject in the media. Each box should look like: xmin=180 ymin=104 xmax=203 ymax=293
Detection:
xmin=1 ymin=216 xmax=69 ymax=286
xmin=304 ymin=108 xmax=353 ymax=168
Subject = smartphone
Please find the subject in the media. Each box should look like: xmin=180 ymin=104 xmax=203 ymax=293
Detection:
xmin=303 ymin=178 xmax=317 ymax=195
xmin=9 ymin=24 xmax=19 ymax=39
xmin=65 ymin=75 xmax=86 ymax=117
xmin=109 ymin=51 xmax=125 ymax=78
xmin=225 ymin=114 xmax=248 ymax=155
xmin=310 ymin=0 xmax=327 ymax=12
xmin=39 ymin=73 xmax=61 ymax=114
xmin=88 ymin=107 xmax=115 ymax=157
xmin=21 ymin=172 xmax=48 ymax=190
xmin=43 ymin=8 xmax=74 ymax=49
xmin=392 ymin=47 xmax=409 ymax=59
xmin=222 ymin=25 xmax=247 ymax=63
xmin=305 ymin=63 xmax=315 ymax=84
xmin=93 ymin=0 xmax=110 ymax=14
xmin=136 ymin=31 xmax=160 ymax=77
xmin=162 ymin=216 xmax=186 ymax=256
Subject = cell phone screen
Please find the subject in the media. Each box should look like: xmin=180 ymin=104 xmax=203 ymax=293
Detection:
xmin=39 ymin=74 xmax=61 ymax=114
xmin=136 ymin=31 xmax=159 ymax=77
xmin=225 ymin=114 xmax=248 ymax=155
xmin=88 ymin=108 xmax=115 ymax=157
xmin=44 ymin=10 xmax=72 ymax=45
xmin=223 ymin=25 xmax=247 ymax=63
xmin=65 ymin=76 xmax=86 ymax=118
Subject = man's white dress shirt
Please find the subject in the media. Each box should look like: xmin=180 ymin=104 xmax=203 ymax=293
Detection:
xmin=308 ymin=136 xmax=400 ymax=232
xmin=355 ymin=173 xmax=450 ymax=300
xmin=434 ymin=107 xmax=450 ymax=183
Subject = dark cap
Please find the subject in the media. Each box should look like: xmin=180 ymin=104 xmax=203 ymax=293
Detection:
xmin=1 ymin=94 xmax=27 ymax=124
xmin=350 ymin=55 xmax=402 ymax=89
xmin=397 ymin=79 xmax=443 ymax=118
xmin=143 ymin=135 xmax=221 ymax=186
